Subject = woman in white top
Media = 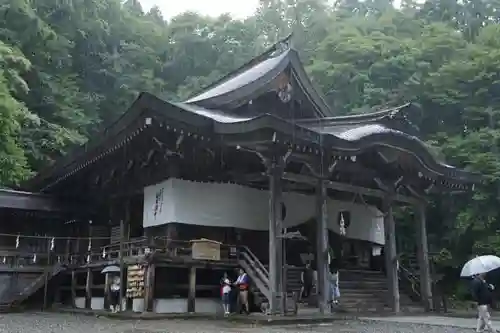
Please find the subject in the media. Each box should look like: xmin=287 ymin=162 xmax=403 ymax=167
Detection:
xmin=330 ymin=268 xmax=340 ymax=305
xmin=220 ymin=272 xmax=232 ymax=316
xmin=109 ymin=275 xmax=121 ymax=313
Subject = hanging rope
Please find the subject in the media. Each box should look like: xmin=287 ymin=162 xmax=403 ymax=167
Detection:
xmin=0 ymin=233 xmax=111 ymax=240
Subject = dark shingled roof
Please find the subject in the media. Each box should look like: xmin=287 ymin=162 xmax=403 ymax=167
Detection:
xmin=184 ymin=46 xmax=334 ymax=118
xmin=25 ymin=39 xmax=482 ymax=191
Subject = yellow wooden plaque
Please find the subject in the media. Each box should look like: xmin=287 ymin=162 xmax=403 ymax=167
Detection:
xmin=191 ymin=239 xmax=221 ymax=261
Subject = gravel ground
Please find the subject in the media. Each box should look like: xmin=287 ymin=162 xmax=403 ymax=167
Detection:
xmin=0 ymin=313 xmax=478 ymax=333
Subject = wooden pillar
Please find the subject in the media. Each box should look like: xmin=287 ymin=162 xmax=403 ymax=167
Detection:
xmin=416 ymin=203 xmax=432 ymax=311
xmin=383 ymin=198 xmax=400 ymax=313
xmin=85 ymin=268 xmax=93 ymax=309
xmin=74 ymin=232 xmax=81 ymax=265
xmin=268 ymin=162 xmax=282 ymax=314
xmin=119 ymin=218 xmax=125 ymax=312
xmin=188 ymin=266 xmax=196 ymax=313
xmin=65 ymin=237 xmax=71 ymax=264
xmin=70 ymin=270 xmax=77 ymax=308
xmin=43 ymin=237 xmax=51 ymax=310
xmin=103 ymin=273 xmax=111 ymax=310
xmin=144 ymin=263 xmax=156 ymax=312
xmin=275 ymin=182 xmax=284 ymax=315
xmin=316 ymin=179 xmax=329 ymax=313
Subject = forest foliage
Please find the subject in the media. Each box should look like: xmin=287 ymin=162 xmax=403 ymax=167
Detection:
xmin=2 ymin=0 xmax=500 ymax=277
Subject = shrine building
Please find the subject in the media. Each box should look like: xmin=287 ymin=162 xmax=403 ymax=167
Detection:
xmin=0 ymin=36 xmax=480 ymax=315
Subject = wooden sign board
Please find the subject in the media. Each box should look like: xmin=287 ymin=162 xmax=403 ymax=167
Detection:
xmin=191 ymin=239 xmax=221 ymax=261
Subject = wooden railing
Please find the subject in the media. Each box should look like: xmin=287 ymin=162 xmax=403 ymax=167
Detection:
xmin=0 ymin=234 xmax=245 ymax=267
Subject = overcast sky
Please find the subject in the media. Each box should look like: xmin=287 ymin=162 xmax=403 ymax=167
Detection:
xmin=139 ymin=0 xmax=260 ymax=20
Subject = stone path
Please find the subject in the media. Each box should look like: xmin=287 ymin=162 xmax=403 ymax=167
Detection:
xmin=0 ymin=312 xmax=489 ymax=332
xmin=363 ymin=315 xmax=499 ymax=330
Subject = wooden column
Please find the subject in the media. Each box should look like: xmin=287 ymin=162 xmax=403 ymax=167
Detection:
xmin=144 ymin=263 xmax=156 ymax=312
xmin=65 ymin=237 xmax=71 ymax=264
xmin=416 ymin=203 xmax=432 ymax=311
xmin=74 ymin=230 xmax=81 ymax=265
xmin=103 ymin=273 xmax=111 ymax=310
xmin=275 ymin=179 xmax=284 ymax=315
xmin=316 ymin=179 xmax=329 ymax=313
xmin=383 ymin=198 xmax=400 ymax=313
xmin=70 ymin=270 xmax=77 ymax=308
xmin=268 ymin=162 xmax=282 ymax=314
xmin=85 ymin=268 xmax=93 ymax=309
xmin=188 ymin=266 xmax=196 ymax=313
xmin=119 ymin=218 xmax=125 ymax=312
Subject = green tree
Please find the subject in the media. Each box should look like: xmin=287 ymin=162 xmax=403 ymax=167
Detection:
xmin=0 ymin=42 xmax=32 ymax=185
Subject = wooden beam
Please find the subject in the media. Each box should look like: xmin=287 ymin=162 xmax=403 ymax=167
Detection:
xmin=85 ymin=268 xmax=93 ymax=309
xmin=383 ymin=198 xmax=400 ymax=313
xmin=316 ymin=179 xmax=329 ymax=314
xmin=103 ymin=273 xmax=111 ymax=310
xmin=282 ymin=173 xmax=420 ymax=205
xmin=119 ymin=217 xmax=125 ymax=312
xmin=416 ymin=203 xmax=432 ymax=311
xmin=144 ymin=263 xmax=155 ymax=312
xmin=187 ymin=267 xmax=196 ymax=313
xmin=0 ymin=189 xmax=61 ymax=211
xmin=71 ymin=270 xmax=77 ymax=308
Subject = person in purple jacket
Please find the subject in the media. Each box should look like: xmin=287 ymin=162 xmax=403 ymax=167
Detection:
xmin=235 ymin=268 xmax=250 ymax=314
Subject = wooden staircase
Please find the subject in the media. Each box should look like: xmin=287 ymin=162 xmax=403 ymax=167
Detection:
xmin=0 ymin=264 xmax=65 ymax=313
xmin=237 ymin=247 xmax=298 ymax=314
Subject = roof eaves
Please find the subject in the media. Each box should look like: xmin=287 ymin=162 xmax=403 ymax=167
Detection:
xmin=185 ymin=34 xmax=293 ymax=101
xmin=296 ymin=103 xmax=412 ymax=126
xmin=287 ymin=49 xmax=335 ymax=118
xmin=184 ymin=50 xmax=291 ymax=108
xmin=26 ymin=93 xmax=154 ymax=191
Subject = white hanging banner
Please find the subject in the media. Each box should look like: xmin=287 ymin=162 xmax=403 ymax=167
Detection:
xmin=143 ymin=178 xmax=385 ymax=245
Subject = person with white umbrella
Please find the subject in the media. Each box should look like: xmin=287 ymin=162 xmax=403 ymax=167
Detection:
xmin=471 ymin=273 xmax=497 ymax=332
xmin=101 ymin=266 xmax=121 ymax=313
xmin=461 ymin=255 xmax=500 ymax=333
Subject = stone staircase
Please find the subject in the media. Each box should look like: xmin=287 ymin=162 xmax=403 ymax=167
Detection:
xmin=238 ymin=246 xmax=425 ymax=314
xmin=340 ymin=269 xmax=423 ymax=313
xmin=286 ymin=267 xmax=423 ymax=313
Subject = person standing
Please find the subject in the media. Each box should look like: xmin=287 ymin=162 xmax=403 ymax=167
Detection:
xmin=300 ymin=263 xmax=314 ymax=302
xmin=330 ymin=266 xmax=340 ymax=305
xmin=109 ymin=275 xmax=121 ymax=313
xmin=235 ymin=268 xmax=250 ymax=314
xmin=471 ymin=273 xmax=497 ymax=332
xmin=220 ymin=272 xmax=232 ymax=316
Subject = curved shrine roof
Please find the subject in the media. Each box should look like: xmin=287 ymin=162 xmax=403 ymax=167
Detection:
xmin=184 ymin=48 xmax=333 ymax=118
xmin=26 ymin=38 xmax=481 ymax=191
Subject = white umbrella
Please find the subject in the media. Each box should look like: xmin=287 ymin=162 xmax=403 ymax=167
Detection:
xmin=460 ymin=255 xmax=500 ymax=277
xmin=101 ymin=265 xmax=120 ymax=274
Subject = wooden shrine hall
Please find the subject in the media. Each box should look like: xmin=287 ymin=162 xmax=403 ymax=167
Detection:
xmin=0 ymin=36 xmax=480 ymax=315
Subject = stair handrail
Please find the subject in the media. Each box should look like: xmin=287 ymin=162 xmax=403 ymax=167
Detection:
xmin=398 ymin=263 xmax=421 ymax=302
xmin=14 ymin=263 xmax=65 ymax=302
xmin=240 ymin=251 xmax=270 ymax=287
xmin=238 ymin=246 xmax=269 ymax=277
xmin=238 ymin=257 xmax=271 ymax=301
